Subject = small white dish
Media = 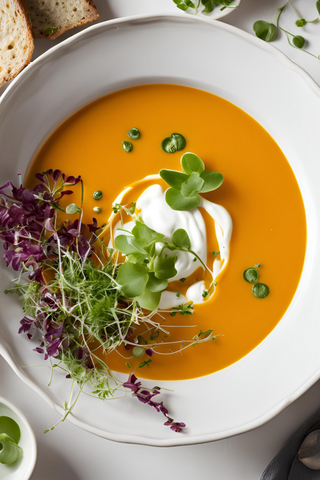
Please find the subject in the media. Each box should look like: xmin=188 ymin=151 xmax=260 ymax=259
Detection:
xmin=0 ymin=397 xmax=37 ymax=480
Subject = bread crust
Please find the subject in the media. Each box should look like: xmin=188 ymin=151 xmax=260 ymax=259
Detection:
xmin=0 ymin=0 xmax=34 ymax=87
xmin=28 ymin=0 xmax=99 ymax=40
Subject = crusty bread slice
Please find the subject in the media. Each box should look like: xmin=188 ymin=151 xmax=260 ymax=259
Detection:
xmin=26 ymin=0 xmax=99 ymax=39
xmin=0 ymin=0 xmax=34 ymax=87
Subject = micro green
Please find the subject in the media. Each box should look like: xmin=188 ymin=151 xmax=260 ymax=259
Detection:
xmin=212 ymin=251 xmax=220 ymax=256
xmin=128 ymin=128 xmax=140 ymax=140
xmin=139 ymin=359 xmax=152 ymax=368
xmin=253 ymin=2 xmax=320 ymax=60
xmin=66 ymin=203 xmax=81 ymax=215
xmin=172 ymin=0 xmax=237 ymax=14
xmin=161 ymin=133 xmax=186 ymax=154
xmin=122 ymin=141 xmax=133 ymax=153
xmin=43 ymin=26 xmax=58 ymax=36
xmin=160 ymin=152 xmax=223 ymax=211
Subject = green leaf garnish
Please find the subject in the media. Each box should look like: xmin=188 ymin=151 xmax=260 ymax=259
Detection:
xmin=253 ymin=21 xmax=278 ymax=42
xmin=154 ymin=255 xmax=177 ymax=280
xmin=147 ymin=273 xmax=168 ymax=293
xmin=136 ymin=288 xmax=161 ymax=311
xmin=253 ymin=283 xmax=270 ymax=298
xmin=161 ymin=152 xmax=223 ymax=211
xmin=165 ymin=188 xmax=200 ymax=211
xmin=161 ymin=133 xmax=186 ymax=153
xmin=0 ymin=435 xmax=21 ymax=465
xmin=66 ymin=203 xmax=81 ymax=215
xmin=243 ymin=267 xmax=259 ymax=284
xmin=117 ymin=263 xmax=149 ymax=297
xmin=293 ymin=35 xmax=305 ymax=48
xmin=43 ymin=26 xmax=58 ymax=36
xmin=172 ymin=229 xmax=191 ymax=250
xmin=0 ymin=417 xmax=21 ymax=444
xmin=139 ymin=359 xmax=152 ymax=368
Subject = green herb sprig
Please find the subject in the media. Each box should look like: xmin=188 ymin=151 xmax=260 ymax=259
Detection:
xmin=160 ymin=152 xmax=223 ymax=211
xmin=172 ymin=0 xmax=237 ymax=14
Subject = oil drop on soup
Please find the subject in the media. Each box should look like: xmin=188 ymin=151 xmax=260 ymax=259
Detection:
xmin=26 ymin=84 xmax=306 ymax=381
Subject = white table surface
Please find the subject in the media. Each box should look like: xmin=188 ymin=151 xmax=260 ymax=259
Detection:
xmin=1 ymin=1 xmax=320 ymax=479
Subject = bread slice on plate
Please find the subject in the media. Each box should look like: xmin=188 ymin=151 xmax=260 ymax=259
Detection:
xmin=0 ymin=0 xmax=34 ymax=87
xmin=26 ymin=0 xmax=99 ymax=39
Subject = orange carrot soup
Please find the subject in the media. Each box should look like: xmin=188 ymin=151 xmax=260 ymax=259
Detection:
xmin=26 ymin=84 xmax=306 ymax=381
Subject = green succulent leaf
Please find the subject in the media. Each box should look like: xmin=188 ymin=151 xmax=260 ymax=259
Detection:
xmin=0 ymin=417 xmax=21 ymax=444
xmin=253 ymin=21 xmax=278 ymax=42
xmin=136 ymin=288 xmax=161 ymax=310
xmin=154 ymin=255 xmax=177 ymax=280
xmin=181 ymin=152 xmax=205 ymax=175
xmin=159 ymin=169 xmax=188 ymax=190
xmin=147 ymin=273 xmax=169 ymax=293
xmin=181 ymin=172 xmax=204 ymax=197
xmin=117 ymin=263 xmax=149 ymax=297
xmin=165 ymin=188 xmax=201 ymax=211
xmin=172 ymin=229 xmax=191 ymax=250
xmin=200 ymin=171 xmax=224 ymax=192
xmin=132 ymin=223 xmax=165 ymax=246
xmin=114 ymin=235 xmax=147 ymax=256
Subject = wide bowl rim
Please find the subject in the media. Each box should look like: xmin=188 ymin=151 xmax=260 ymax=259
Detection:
xmin=0 ymin=13 xmax=319 ymax=446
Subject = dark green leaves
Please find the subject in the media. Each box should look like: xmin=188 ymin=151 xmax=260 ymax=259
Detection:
xmin=172 ymin=0 xmax=195 ymax=12
xmin=172 ymin=0 xmax=237 ymax=13
xmin=161 ymin=133 xmax=186 ymax=153
xmin=296 ymin=18 xmax=307 ymax=27
xmin=253 ymin=21 xmax=278 ymax=42
xmin=160 ymin=152 xmax=224 ymax=211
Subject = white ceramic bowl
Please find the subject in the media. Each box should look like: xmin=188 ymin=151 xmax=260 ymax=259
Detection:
xmin=0 ymin=14 xmax=319 ymax=446
xmin=0 ymin=397 xmax=37 ymax=480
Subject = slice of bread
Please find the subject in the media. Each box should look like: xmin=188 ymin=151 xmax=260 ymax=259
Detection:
xmin=0 ymin=0 xmax=34 ymax=87
xmin=26 ymin=0 xmax=99 ymax=39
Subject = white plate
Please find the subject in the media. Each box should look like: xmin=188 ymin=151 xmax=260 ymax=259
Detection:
xmin=0 ymin=14 xmax=319 ymax=446
xmin=0 ymin=397 xmax=37 ymax=480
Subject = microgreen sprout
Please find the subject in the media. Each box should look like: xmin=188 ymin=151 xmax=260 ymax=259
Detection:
xmin=212 ymin=251 xmax=220 ymax=256
xmin=172 ymin=0 xmax=237 ymax=14
xmin=253 ymin=2 xmax=320 ymax=60
xmin=139 ymin=359 xmax=152 ymax=368
xmin=160 ymin=152 xmax=224 ymax=212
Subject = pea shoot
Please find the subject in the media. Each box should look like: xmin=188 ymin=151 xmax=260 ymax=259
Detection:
xmin=253 ymin=2 xmax=320 ymax=60
xmin=122 ymin=141 xmax=133 ymax=153
xmin=172 ymin=0 xmax=237 ymax=14
xmin=93 ymin=190 xmax=103 ymax=200
xmin=128 ymin=128 xmax=140 ymax=139
xmin=161 ymin=133 xmax=186 ymax=154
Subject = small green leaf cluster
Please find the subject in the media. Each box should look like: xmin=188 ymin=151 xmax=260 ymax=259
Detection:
xmin=160 ymin=152 xmax=223 ymax=211
xmin=243 ymin=265 xmax=269 ymax=298
xmin=172 ymin=0 xmax=237 ymax=14
xmin=253 ymin=2 xmax=320 ymax=60
xmin=115 ymin=222 xmax=193 ymax=310
xmin=0 ymin=416 xmax=22 ymax=465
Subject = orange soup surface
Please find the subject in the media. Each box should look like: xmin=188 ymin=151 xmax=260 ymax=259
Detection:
xmin=26 ymin=85 xmax=306 ymax=381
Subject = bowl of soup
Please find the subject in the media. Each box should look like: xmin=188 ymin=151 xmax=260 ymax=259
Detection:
xmin=0 ymin=14 xmax=318 ymax=446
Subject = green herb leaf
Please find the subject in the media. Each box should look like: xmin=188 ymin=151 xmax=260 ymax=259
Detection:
xmin=253 ymin=21 xmax=278 ymax=42
xmin=115 ymin=235 xmax=147 ymax=256
xmin=293 ymin=35 xmax=305 ymax=48
xmin=131 ymin=223 xmax=165 ymax=247
xmin=181 ymin=172 xmax=204 ymax=197
xmin=139 ymin=359 xmax=152 ymax=368
xmin=0 ymin=435 xmax=21 ymax=465
xmin=43 ymin=26 xmax=58 ymax=36
xmin=172 ymin=229 xmax=191 ymax=250
xmin=0 ymin=417 xmax=21 ymax=444
xmin=181 ymin=152 xmax=205 ymax=175
xmin=296 ymin=18 xmax=307 ymax=27
xmin=159 ymin=169 xmax=188 ymax=190
xmin=66 ymin=203 xmax=81 ymax=215
xmin=147 ymin=273 xmax=168 ymax=293
xmin=243 ymin=267 xmax=259 ymax=284
xmin=165 ymin=188 xmax=200 ymax=211
xmin=202 ymin=0 xmax=215 ymax=13
xmin=200 ymin=171 xmax=224 ymax=192
xmin=252 ymin=283 xmax=270 ymax=298
xmin=117 ymin=263 xmax=149 ymax=297
xmin=154 ymin=255 xmax=177 ymax=280
xmin=136 ymin=288 xmax=161 ymax=310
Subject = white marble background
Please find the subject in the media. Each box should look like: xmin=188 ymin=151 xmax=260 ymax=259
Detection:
xmin=1 ymin=0 xmax=320 ymax=478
